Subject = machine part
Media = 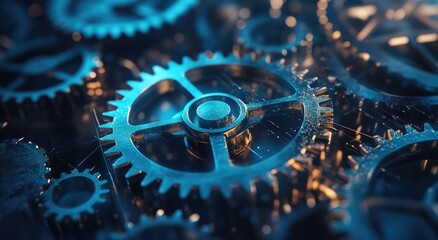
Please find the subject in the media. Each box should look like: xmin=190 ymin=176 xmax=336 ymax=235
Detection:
xmin=42 ymin=169 xmax=109 ymax=221
xmin=0 ymin=138 xmax=49 ymax=218
xmin=48 ymin=0 xmax=198 ymax=39
xmin=238 ymin=15 xmax=306 ymax=59
xmin=318 ymin=0 xmax=438 ymax=99
xmin=333 ymin=124 xmax=438 ymax=239
xmin=0 ymin=36 xmax=100 ymax=103
xmin=100 ymin=52 xmax=333 ymax=199
xmin=98 ymin=210 xmax=211 ymax=240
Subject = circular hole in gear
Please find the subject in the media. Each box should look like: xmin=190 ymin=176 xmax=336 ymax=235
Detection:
xmin=366 ymin=140 xmax=438 ymax=239
xmin=52 ymin=176 xmax=95 ymax=208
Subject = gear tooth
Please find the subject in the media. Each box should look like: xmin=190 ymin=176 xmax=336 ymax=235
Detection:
xmin=199 ymin=186 xmax=211 ymax=199
xmin=180 ymin=185 xmax=193 ymax=199
xmin=126 ymin=80 xmax=140 ymax=89
xmin=152 ymin=65 xmax=164 ymax=74
xmin=140 ymin=174 xmax=157 ymax=188
xmin=99 ymin=122 xmax=114 ymax=129
xmin=100 ymin=134 xmax=114 ymax=142
xmin=101 ymin=189 xmax=110 ymax=195
xmin=112 ymin=156 xmax=129 ymax=168
xmin=424 ymin=123 xmax=434 ymax=131
xmin=72 ymin=169 xmax=79 ymax=174
xmin=182 ymin=56 xmax=193 ymax=64
xmin=158 ymin=179 xmax=174 ymax=195
xmin=55 ymin=214 xmax=64 ymax=222
xmin=102 ymin=111 xmax=117 ymax=118
xmin=172 ymin=210 xmax=183 ymax=219
xmin=219 ymin=186 xmax=232 ymax=198
xmin=167 ymin=61 xmax=179 ymax=68
xmin=125 ymin=167 xmax=142 ymax=179
xmin=117 ymin=90 xmax=132 ymax=97
xmin=213 ymin=52 xmax=224 ymax=59
xmin=405 ymin=125 xmax=417 ymax=134
xmin=108 ymin=100 xmax=121 ymax=108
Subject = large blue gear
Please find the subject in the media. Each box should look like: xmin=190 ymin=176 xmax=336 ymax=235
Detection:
xmin=47 ymin=0 xmax=198 ymax=39
xmin=97 ymin=210 xmax=211 ymax=239
xmin=333 ymin=124 xmax=438 ymax=239
xmin=100 ymin=52 xmax=333 ymax=199
xmin=0 ymin=36 xmax=99 ymax=103
xmin=42 ymin=169 xmax=109 ymax=221
xmin=319 ymin=0 xmax=438 ymax=101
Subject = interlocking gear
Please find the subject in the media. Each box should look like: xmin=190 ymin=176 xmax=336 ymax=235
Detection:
xmin=97 ymin=210 xmax=211 ymax=240
xmin=318 ymin=0 xmax=438 ymax=101
xmin=42 ymin=169 xmax=109 ymax=221
xmin=48 ymin=0 xmax=198 ymax=39
xmin=0 ymin=36 xmax=99 ymax=103
xmin=100 ymin=52 xmax=333 ymax=199
xmin=0 ymin=139 xmax=49 ymax=218
xmin=332 ymin=124 xmax=438 ymax=239
xmin=238 ymin=15 xmax=306 ymax=57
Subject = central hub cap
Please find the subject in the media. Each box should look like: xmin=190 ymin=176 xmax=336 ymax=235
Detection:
xmin=196 ymin=100 xmax=232 ymax=129
xmin=182 ymin=93 xmax=247 ymax=135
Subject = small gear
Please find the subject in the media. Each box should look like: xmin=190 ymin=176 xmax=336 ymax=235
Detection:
xmin=0 ymin=138 xmax=49 ymax=218
xmin=0 ymin=36 xmax=100 ymax=103
xmin=97 ymin=210 xmax=211 ymax=240
xmin=100 ymin=52 xmax=333 ymax=199
xmin=238 ymin=15 xmax=307 ymax=59
xmin=333 ymin=124 xmax=438 ymax=239
xmin=42 ymin=169 xmax=109 ymax=221
xmin=318 ymin=0 xmax=438 ymax=99
xmin=48 ymin=0 xmax=198 ymax=39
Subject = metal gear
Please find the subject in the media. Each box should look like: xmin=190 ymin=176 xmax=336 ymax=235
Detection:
xmin=97 ymin=210 xmax=211 ymax=240
xmin=332 ymin=124 xmax=438 ymax=239
xmin=238 ymin=15 xmax=306 ymax=58
xmin=42 ymin=169 xmax=109 ymax=221
xmin=100 ymin=52 xmax=333 ymax=199
xmin=321 ymin=45 xmax=438 ymax=106
xmin=0 ymin=36 xmax=99 ymax=103
xmin=318 ymin=0 xmax=438 ymax=97
xmin=47 ymin=0 xmax=198 ymax=39
xmin=0 ymin=138 xmax=49 ymax=218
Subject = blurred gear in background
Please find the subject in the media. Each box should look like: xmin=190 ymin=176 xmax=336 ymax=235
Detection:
xmin=0 ymin=36 xmax=100 ymax=103
xmin=48 ymin=0 xmax=198 ymax=39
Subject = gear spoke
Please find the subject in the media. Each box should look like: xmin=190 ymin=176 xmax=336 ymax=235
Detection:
xmin=130 ymin=118 xmax=184 ymax=140
xmin=247 ymin=95 xmax=301 ymax=124
xmin=177 ymin=77 xmax=203 ymax=98
xmin=209 ymin=133 xmax=232 ymax=170
xmin=53 ymin=71 xmax=73 ymax=82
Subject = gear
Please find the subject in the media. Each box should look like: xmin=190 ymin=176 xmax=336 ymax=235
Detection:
xmin=0 ymin=36 xmax=99 ymax=103
xmin=267 ymin=203 xmax=332 ymax=240
xmin=97 ymin=210 xmax=211 ymax=240
xmin=47 ymin=0 xmax=198 ymax=39
xmin=238 ymin=15 xmax=306 ymax=59
xmin=318 ymin=0 xmax=438 ymax=99
xmin=0 ymin=0 xmax=31 ymax=50
xmin=321 ymin=45 xmax=438 ymax=106
xmin=333 ymin=124 xmax=438 ymax=239
xmin=100 ymin=52 xmax=333 ymax=199
xmin=0 ymin=138 xmax=49 ymax=218
xmin=42 ymin=169 xmax=109 ymax=221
